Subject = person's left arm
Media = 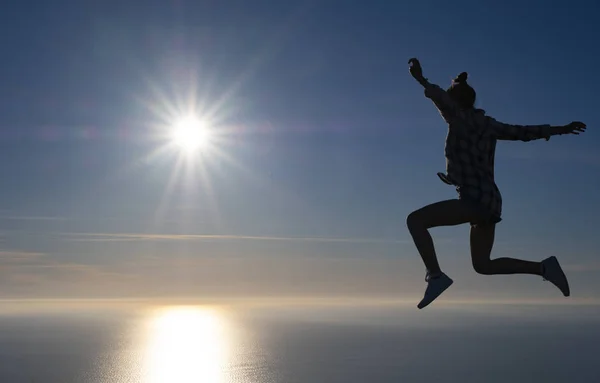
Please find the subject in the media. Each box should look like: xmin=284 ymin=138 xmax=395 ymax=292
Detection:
xmin=488 ymin=119 xmax=587 ymax=142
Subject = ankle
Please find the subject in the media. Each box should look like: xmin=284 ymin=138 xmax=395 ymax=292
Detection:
xmin=427 ymin=270 xmax=443 ymax=279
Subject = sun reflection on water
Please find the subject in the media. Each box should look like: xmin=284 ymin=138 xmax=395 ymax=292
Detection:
xmin=143 ymin=306 xmax=230 ymax=383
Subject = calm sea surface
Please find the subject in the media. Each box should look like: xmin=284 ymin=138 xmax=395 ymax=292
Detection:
xmin=0 ymin=302 xmax=598 ymax=382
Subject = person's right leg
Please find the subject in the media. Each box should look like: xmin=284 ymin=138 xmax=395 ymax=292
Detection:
xmin=470 ymin=223 xmax=570 ymax=296
xmin=406 ymin=199 xmax=484 ymax=309
xmin=407 ymin=199 xmax=478 ymax=276
xmin=469 ymin=224 xmax=542 ymax=275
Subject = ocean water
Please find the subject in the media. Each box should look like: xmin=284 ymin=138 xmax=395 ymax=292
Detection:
xmin=0 ymin=302 xmax=598 ymax=383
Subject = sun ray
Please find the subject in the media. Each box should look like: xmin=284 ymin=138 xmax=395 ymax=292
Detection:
xmin=135 ymin=74 xmax=183 ymax=123
xmin=202 ymin=4 xmax=311 ymax=123
xmin=119 ymin=24 xmax=324 ymax=232
xmin=154 ymin=152 xmax=187 ymax=224
xmin=191 ymin=151 xmax=222 ymax=228
xmin=107 ymin=141 xmax=174 ymax=185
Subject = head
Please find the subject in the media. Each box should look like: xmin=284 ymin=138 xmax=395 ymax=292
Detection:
xmin=447 ymin=72 xmax=476 ymax=109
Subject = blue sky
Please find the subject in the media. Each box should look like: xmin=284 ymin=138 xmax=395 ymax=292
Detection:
xmin=0 ymin=0 xmax=598 ymax=301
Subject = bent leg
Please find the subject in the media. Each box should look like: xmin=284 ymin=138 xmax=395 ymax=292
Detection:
xmin=407 ymin=199 xmax=479 ymax=275
xmin=470 ymin=224 xmax=542 ymax=276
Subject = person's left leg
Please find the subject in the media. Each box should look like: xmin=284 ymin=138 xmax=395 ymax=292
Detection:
xmin=470 ymin=223 xmax=570 ymax=296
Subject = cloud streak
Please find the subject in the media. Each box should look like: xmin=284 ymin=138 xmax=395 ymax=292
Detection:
xmin=1 ymin=246 xmax=599 ymax=301
xmin=0 ymin=215 xmax=69 ymax=221
xmin=60 ymin=232 xmax=417 ymax=244
xmin=0 ymin=250 xmax=140 ymax=299
xmin=0 ymin=249 xmax=421 ymax=300
xmin=0 ymin=250 xmax=46 ymax=263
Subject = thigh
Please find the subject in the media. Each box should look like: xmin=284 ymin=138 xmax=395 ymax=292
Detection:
xmin=409 ymin=199 xmax=481 ymax=229
xmin=470 ymin=223 xmax=496 ymax=263
xmin=457 ymin=185 xmax=503 ymax=225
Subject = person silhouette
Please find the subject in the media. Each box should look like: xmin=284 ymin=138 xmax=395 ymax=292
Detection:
xmin=406 ymin=58 xmax=587 ymax=309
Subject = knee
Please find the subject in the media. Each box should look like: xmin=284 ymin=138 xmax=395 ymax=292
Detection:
xmin=406 ymin=211 xmax=421 ymax=231
xmin=472 ymin=259 xmax=492 ymax=275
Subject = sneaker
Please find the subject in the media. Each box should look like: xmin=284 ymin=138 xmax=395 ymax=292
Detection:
xmin=541 ymin=256 xmax=570 ymax=297
xmin=417 ymin=272 xmax=454 ymax=309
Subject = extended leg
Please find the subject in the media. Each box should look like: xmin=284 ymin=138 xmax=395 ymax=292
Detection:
xmin=470 ymin=224 xmax=570 ymax=296
xmin=470 ymin=224 xmax=541 ymax=275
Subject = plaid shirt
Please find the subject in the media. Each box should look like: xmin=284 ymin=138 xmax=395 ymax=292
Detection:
xmin=424 ymin=83 xmax=556 ymax=191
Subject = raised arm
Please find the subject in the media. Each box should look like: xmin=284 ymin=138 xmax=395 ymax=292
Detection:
xmin=423 ymin=83 xmax=464 ymax=124
xmin=488 ymin=118 xmax=587 ymax=142
xmin=408 ymin=58 xmax=463 ymax=123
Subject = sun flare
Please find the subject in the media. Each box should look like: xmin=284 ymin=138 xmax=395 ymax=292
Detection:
xmin=132 ymin=73 xmax=254 ymax=225
xmin=171 ymin=116 xmax=211 ymax=153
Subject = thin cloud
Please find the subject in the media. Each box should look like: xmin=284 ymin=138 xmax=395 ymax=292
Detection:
xmin=0 ymin=215 xmax=69 ymax=221
xmin=0 ymin=251 xmax=140 ymax=298
xmin=60 ymin=232 xmax=417 ymax=244
xmin=0 ymin=250 xmax=46 ymax=264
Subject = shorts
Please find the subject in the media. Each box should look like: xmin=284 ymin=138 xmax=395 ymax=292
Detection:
xmin=457 ymin=185 xmax=502 ymax=226
xmin=437 ymin=172 xmax=502 ymax=226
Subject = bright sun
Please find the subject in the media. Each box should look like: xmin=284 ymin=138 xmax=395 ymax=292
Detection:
xmin=171 ymin=116 xmax=211 ymax=153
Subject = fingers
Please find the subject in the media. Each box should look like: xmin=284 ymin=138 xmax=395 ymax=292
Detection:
xmin=408 ymin=58 xmax=420 ymax=66
xmin=567 ymin=121 xmax=587 ymax=135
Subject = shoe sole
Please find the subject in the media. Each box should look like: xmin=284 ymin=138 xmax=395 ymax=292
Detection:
xmin=417 ymin=279 xmax=453 ymax=309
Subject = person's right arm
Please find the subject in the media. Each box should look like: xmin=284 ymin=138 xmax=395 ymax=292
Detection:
xmin=409 ymin=58 xmax=462 ymax=124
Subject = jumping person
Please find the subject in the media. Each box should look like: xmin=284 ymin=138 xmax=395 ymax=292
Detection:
xmin=406 ymin=58 xmax=587 ymax=309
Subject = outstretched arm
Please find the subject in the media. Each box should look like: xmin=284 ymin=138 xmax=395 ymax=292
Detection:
xmin=489 ymin=119 xmax=587 ymax=141
xmin=408 ymin=58 xmax=462 ymax=123
xmin=423 ymin=83 xmax=464 ymax=124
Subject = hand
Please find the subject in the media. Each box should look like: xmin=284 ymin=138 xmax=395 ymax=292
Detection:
xmin=408 ymin=58 xmax=424 ymax=81
xmin=561 ymin=121 xmax=587 ymax=135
